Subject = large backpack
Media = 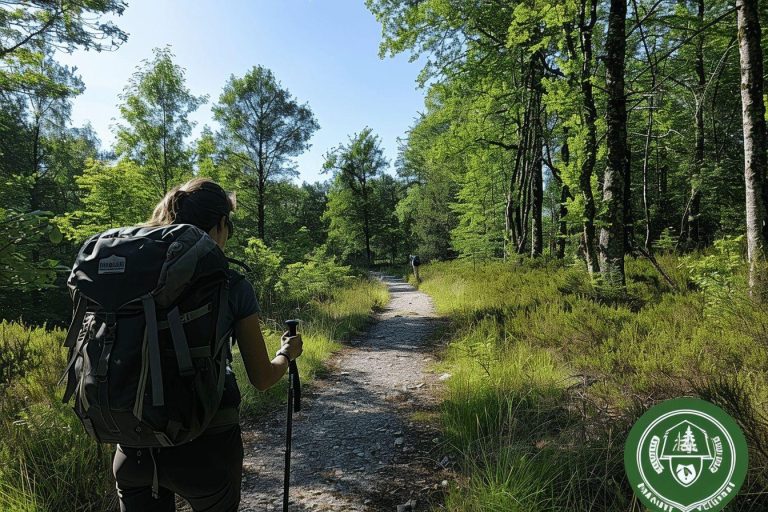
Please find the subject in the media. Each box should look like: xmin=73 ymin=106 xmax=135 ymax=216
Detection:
xmin=60 ymin=224 xmax=232 ymax=448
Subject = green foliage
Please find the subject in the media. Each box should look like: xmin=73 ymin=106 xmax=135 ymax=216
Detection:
xmin=0 ymin=322 xmax=114 ymax=511
xmin=449 ymin=148 xmax=509 ymax=259
xmin=653 ymin=228 xmax=679 ymax=253
xmin=0 ymin=0 xmax=127 ymax=104
xmin=323 ymin=128 xmax=400 ymax=266
xmin=242 ymin=237 xmax=283 ymax=307
xmin=684 ymin=236 xmax=747 ymax=309
xmin=213 ymin=65 xmax=319 ymax=239
xmin=278 ymin=252 xmax=354 ymax=306
xmin=264 ymin=180 xmax=328 ymax=261
xmin=0 ymin=1 xmax=127 ymax=58
xmin=54 ymin=159 xmax=157 ymax=242
xmin=115 ymin=47 xmax=205 ymax=195
xmin=0 ymin=208 xmax=61 ymax=291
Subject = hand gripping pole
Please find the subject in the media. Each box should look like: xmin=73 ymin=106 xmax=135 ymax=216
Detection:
xmin=283 ymin=319 xmax=301 ymax=511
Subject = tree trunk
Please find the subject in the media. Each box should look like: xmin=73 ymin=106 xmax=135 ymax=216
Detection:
xmin=624 ymin=145 xmax=633 ymax=254
xmin=363 ymin=206 xmax=372 ymax=267
xmin=506 ymin=69 xmax=534 ymax=256
xmin=530 ymin=56 xmax=544 ymax=257
xmin=737 ymin=0 xmax=768 ymax=296
xmin=579 ymin=0 xmax=600 ymax=275
xmin=257 ymin=174 xmax=266 ymax=240
xmin=531 ymin=143 xmax=543 ymax=257
xmin=557 ymin=138 xmax=570 ymax=260
xmin=29 ymin=119 xmax=42 ymax=211
xmin=632 ymin=0 xmax=656 ymax=250
xmin=598 ymin=0 xmax=628 ymax=288
xmin=688 ymin=0 xmax=706 ymax=248
xmin=642 ymin=93 xmax=654 ymax=250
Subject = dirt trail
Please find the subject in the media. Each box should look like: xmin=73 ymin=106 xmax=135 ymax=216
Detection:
xmin=238 ymin=274 xmax=445 ymax=511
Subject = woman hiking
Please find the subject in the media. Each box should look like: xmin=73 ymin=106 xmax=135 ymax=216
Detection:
xmin=112 ymin=177 xmax=303 ymax=511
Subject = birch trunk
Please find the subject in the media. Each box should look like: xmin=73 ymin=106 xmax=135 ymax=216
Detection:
xmin=737 ymin=0 xmax=768 ymax=296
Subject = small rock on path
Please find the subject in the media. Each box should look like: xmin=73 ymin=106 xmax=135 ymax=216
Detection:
xmin=238 ymin=274 xmax=444 ymax=511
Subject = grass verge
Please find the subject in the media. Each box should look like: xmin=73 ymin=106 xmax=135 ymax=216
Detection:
xmin=419 ymin=257 xmax=768 ymax=511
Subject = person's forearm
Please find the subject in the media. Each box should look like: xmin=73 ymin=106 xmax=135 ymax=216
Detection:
xmin=267 ymin=355 xmax=289 ymax=387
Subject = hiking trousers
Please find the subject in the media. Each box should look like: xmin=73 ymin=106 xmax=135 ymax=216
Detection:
xmin=113 ymin=424 xmax=243 ymax=512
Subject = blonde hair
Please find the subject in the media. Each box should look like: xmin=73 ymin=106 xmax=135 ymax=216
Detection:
xmin=146 ymin=178 xmax=236 ymax=232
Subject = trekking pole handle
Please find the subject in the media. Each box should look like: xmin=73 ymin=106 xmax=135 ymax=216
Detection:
xmin=284 ymin=319 xmax=301 ymax=413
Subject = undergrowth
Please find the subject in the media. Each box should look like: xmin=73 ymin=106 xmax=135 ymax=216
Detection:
xmin=419 ymin=255 xmax=768 ymax=511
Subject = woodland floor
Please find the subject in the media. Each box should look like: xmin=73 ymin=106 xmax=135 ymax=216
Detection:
xmin=235 ymin=274 xmax=450 ymax=511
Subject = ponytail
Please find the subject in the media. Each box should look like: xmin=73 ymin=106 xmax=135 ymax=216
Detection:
xmin=145 ymin=178 xmax=235 ymax=232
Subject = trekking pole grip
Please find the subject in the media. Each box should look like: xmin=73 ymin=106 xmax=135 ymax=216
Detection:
xmin=284 ymin=319 xmax=301 ymax=413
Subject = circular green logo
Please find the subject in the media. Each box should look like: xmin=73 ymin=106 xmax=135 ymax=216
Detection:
xmin=624 ymin=398 xmax=748 ymax=512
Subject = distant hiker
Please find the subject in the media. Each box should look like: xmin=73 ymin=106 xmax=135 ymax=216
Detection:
xmin=410 ymin=254 xmax=421 ymax=283
xmin=61 ymin=178 xmax=303 ymax=512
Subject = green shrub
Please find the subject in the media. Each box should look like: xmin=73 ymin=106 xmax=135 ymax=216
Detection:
xmin=242 ymin=237 xmax=283 ymax=307
xmin=684 ymin=236 xmax=746 ymax=310
xmin=277 ymin=251 xmax=354 ymax=306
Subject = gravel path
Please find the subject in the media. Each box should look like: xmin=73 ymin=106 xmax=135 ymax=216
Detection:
xmin=238 ymin=274 xmax=445 ymax=511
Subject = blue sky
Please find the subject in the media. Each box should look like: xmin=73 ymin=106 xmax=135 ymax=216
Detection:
xmin=57 ymin=0 xmax=426 ymax=184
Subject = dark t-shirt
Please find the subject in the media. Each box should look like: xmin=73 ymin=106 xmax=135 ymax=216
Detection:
xmin=225 ymin=269 xmax=261 ymax=325
xmin=219 ymin=269 xmax=260 ymax=409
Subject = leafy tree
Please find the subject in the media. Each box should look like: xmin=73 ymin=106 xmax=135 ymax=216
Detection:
xmin=0 ymin=208 xmax=61 ymax=291
xmin=369 ymin=174 xmax=405 ymax=265
xmin=242 ymin=237 xmax=283 ymax=309
xmin=0 ymin=0 xmax=127 ymax=60
xmin=449 ymin=148 xmax=509 ymax=259
xmin=213 ymin=65 xmax=319 ymax=240
xmin=33 ymin=125 xmax=99 ymax=217
xmin=55 ymin=159 xmax=156 ymax=241
xmin=13 ymin=52 xmax=85 ymax=211
xmin=115 ymin=47 xmax=206 ymax=195
xmin=323 ymin=128 xmax=388 ymax=266
xmin=264 ymin=180 xmax=328 ymax=263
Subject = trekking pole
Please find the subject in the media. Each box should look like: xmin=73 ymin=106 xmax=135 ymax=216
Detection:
xmin=283 ymin=319 xmax=301 ymax=512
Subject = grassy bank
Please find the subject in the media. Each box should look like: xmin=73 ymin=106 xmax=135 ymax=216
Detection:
xmin=0 ymin=277 xmax=387 ymax=511
xmin=419 ymin=257 xmax=768 ymax=511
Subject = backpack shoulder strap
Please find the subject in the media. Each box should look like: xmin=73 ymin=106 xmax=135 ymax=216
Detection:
xmin=226 ymin=257 xmax=252 ymax=274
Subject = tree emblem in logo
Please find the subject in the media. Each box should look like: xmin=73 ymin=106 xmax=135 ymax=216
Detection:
xmin=625 ymin=398 xmax=748 ymax=512
xmin=650 ymin=420 xmax=720 ymax=487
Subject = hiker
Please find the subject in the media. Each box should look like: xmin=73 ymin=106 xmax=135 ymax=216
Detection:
xmin=111 ymin=178 xmax=304 ymax=511
xmin=410 ymin=254 xmax=421 ymax=283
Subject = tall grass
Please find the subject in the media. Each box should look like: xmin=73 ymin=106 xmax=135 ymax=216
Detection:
xmin=420 ymin=257 xmax=768 ymax=511
xmin=0 ymin=321 xmax=115 ymax=512
xmin=1 ymin=277 xmax=388 ymax=511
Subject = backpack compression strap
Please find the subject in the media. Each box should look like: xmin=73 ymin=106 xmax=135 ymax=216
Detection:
xmin=60 ymin=291 xmax=87 ymax=402
xmin=141 ymin=295 xmax=165 ymax=407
